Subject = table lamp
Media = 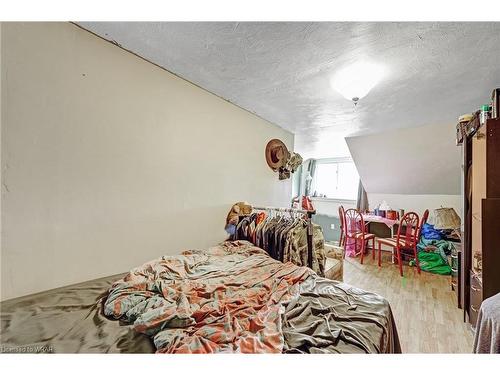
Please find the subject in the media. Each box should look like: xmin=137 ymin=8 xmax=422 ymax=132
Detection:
xmin=433 ymin=207 xmax=461 ymax=239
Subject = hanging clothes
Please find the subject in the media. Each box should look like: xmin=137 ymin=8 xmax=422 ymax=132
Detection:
xmin=234 ymin=210 xmax=326 ymax=277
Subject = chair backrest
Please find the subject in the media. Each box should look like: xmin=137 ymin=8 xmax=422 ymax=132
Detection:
xmin=344 ymin=208 xmax=366 ymax=236
xmin=416 ymin=209 xmax=429 ymax=240
xmin=338 ymin=205 xmax=346 ymax=231
xmin=396 ymin=212 xmax=420 ymax=248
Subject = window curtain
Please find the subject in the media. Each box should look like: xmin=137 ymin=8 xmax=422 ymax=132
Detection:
xmin=304 ymin=159 xmax=317 ymax=197
xmin=293 ymin=164 xmax=303 ymax=198
xmin=356 ymin=180 xmax=369 ymax=212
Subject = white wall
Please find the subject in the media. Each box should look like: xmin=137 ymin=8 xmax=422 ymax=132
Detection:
xmin=1 ymin=22 xmax=293 ymax=300
xmin=346 ymin=122 xmax=461 ymax=195
xmin=312 ymin=198 xmax=357 ymax=217
xmin=346 ymin=122 xmax=462 ymax=222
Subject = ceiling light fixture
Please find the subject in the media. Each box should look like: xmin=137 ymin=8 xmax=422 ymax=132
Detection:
xmin=330 ymin=61 xmax=386 ymax=105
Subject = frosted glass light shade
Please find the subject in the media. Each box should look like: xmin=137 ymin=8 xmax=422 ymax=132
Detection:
xmin=330 ymin=61 xmax=386 ymax=101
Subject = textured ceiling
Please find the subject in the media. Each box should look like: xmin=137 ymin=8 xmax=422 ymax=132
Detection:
xmin=78 ymin=22 xmax=500 ymax=158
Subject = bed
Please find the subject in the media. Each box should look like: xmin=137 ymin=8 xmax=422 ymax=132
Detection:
xmin=1 ymin=240 xmax=401 ymax=354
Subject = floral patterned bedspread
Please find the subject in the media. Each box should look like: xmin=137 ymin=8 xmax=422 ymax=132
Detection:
xmin=103 ymin=241 xmax=312 ymax=353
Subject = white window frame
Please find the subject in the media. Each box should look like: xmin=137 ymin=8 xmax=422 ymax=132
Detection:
xmin=310 ymin=157 xmax=359 ymax=204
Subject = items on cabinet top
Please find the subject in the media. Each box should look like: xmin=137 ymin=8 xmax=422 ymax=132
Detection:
xmin=456 ymin=88 xmax=500 ymax=145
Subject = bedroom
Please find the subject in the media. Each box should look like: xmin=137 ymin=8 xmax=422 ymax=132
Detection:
xmin=1 ymin=0 xmax=499 ymax=373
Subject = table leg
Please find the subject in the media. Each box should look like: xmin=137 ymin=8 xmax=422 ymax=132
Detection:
xmin=391 ymin=225 xmax=395 ymax=263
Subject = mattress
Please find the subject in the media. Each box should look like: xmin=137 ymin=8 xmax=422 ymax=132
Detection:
xmin=1 ymin=241 xmax=401 ymax=354
xmin=1 ymin=273 xmax=154 ymax=353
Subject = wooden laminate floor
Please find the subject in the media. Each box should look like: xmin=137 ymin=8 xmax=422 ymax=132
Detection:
xmin=343 ymin=250 xmax=473 ymax=353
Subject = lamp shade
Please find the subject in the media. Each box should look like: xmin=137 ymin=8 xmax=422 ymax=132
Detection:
xmin=433 ymin=207 xmax=461 ymax=230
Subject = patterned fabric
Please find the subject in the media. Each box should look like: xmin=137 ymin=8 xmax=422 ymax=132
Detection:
xmin=278 ymin=151 xmax=303 ymax=180
xmin=313 ymin=224 xmax=326 ymax=274
xmin=103 ymin=241 xmax=312 ymax=353
xmin=283 ymin=223 xmax=325 ymax=276
xmin=235 ymin=214 xmax=326 ymax=277
xmin=1 ymin=242 xmax=400 ymax=354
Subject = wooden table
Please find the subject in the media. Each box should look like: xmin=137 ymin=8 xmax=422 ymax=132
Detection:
xmin=362 ymin=214 xmax=399 ymax=262
xmin=362 ymin=214 xmax=399 ymax=237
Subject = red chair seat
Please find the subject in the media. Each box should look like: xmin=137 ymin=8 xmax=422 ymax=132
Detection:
xmin=375 ymin=237 xmax=400 ymax=247
xmin=347 ymin=232 xmax=375 ymax=240
xmin=350 ymin=232 xmax=375 ymax=240
xmin=376 ymin=236 xmax=416 ymax=248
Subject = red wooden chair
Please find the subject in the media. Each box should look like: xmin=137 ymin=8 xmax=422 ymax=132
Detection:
xmin=338 ymin=205 xmax=346 ymax=248
xmin=375 ymin=212 xmax=420 ymax=277
xmin=416 ymin=209 xmax=429 ymax=241
xmin=393 ymin=209 xmax=428 ymax=241
xmin=344 ymin=208 xmax=375 ymax=264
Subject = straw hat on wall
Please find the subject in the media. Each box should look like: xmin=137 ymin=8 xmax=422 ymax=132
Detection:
xmin=265 ymin=139 xmax=290 ymax=171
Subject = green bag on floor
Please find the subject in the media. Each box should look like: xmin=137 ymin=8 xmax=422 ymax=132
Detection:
xmin=417 ymin=251 xmax=451 ymax=275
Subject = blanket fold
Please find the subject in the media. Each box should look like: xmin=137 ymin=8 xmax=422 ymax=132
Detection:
xmin=103 ymin=241 xmax=311 ymax=353
xmin=103 ymin=240 xmax=401 ymax=353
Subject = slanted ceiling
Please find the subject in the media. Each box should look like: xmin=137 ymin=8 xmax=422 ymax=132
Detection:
xmin=346 ymin=123 xmax=460 ymax=195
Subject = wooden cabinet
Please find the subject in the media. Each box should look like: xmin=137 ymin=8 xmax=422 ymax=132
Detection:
xmin=481 ymin=198 xmax=500 ymax=300
xmin=460 ymin=113 xmax=500 ymax=327
xmin=487 ymin=121 xmax=500 ymax=197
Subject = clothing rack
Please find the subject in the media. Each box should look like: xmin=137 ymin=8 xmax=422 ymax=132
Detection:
xmin=252 ymin=205 xmax=316 ymax=269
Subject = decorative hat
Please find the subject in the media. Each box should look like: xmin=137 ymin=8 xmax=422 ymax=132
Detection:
xmin=265 ymin=139 xmax=290 ymax=171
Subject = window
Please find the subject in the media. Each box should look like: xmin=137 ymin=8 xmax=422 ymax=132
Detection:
xmin=313 ymin=159 xmax=360 ymax=201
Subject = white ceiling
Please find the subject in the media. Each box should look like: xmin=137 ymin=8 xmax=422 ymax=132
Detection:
xmin=78 ymin=22 xmax=500 ymax=159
